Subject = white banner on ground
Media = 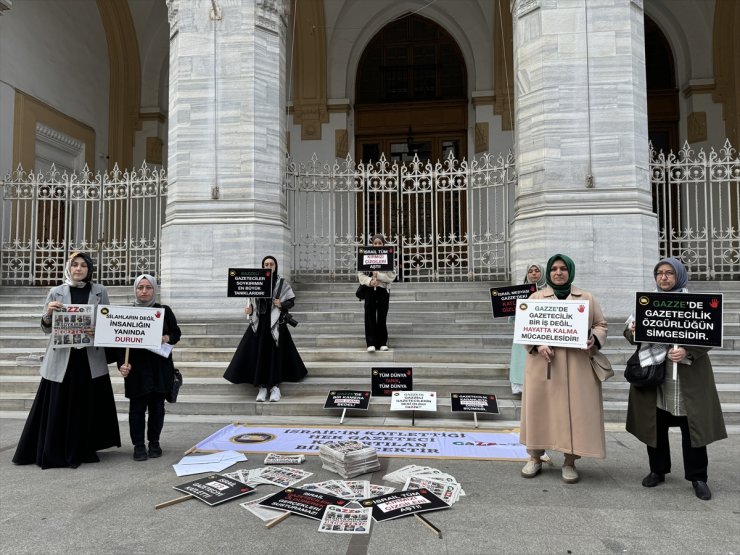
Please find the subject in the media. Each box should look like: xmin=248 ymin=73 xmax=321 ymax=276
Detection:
xmin=94 ymin=305 xmax=165 ymax=349
xmin=193 ymin=424 xmax=528 ymax=460
xmin=513 ymin=299 xmax=590 ymax=348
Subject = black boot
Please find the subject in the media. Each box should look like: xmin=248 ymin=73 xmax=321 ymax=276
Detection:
xmin=692 ymin=481 xmax=711 ymax=501
xmin=641 ymin=472 xmax=665 ymax=487
xmin=148 ymin=442 xmax=162 ymax=458
xmin=133 ymin=444 xmax=148 ymax=461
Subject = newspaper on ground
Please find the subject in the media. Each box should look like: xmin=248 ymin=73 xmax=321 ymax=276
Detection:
xmin=368 ymin=484 xmax=395 ymax=496
xmin=384 ymin=464 xmax=465 ymax=496
xmin=402 ymin=475 xmax=462 ymax=506
xmin=240 ymin=494 xmax=289 ymax=522
xmin=254 ymin=466 xmax=313 ymax=488
xmin=318 ymin=505 xmax=372 ymax=534
xmin=319 ymin=440 xmax=381 ymax=479
xmin=264 ymin=453 xmax=306 ymax=465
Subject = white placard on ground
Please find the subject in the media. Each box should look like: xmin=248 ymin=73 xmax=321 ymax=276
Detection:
xmin=390 ymin=391 xmax=437 ymax=412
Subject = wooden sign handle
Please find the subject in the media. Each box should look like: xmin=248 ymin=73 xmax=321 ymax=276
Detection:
xmin=155 ymin=494 xmax=193 ymax=510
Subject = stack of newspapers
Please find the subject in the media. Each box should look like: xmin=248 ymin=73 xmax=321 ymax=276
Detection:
xmin=319 ymin=440 xmax=380 ymax=479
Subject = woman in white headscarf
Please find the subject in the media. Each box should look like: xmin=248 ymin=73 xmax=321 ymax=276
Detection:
xmin=117 ymin=275 xmax=181 ymax=461
xmin=224 ymin=256 xmax=307 ymax=402
xmin=508 ymin=263 xmax=546 ymax=394
xmin=13 ymin=252 xmax=120 ymax=469
xmin=624 ymin=257 xmax=726 ymax=501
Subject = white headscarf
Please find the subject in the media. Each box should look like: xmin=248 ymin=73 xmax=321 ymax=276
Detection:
xmin=133 ymin=274 xmax=158 ymax=307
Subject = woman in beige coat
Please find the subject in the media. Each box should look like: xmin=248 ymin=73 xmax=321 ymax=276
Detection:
xmin=519 ymin=254 xmax=608 ymax=484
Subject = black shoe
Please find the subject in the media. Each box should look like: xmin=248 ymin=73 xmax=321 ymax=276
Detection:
xmin=641 ymin=472 xmax=665 ymax=487
xmin=133 ymin=444 xmax=148 ymax=461
xmin=148 ymin=442 xmax=162 ymax=458
xmin=692 ymin=480 xmax=711 ymax=500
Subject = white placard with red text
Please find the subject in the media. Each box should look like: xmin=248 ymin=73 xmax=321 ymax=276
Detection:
xmin=512 ymin=299 xmax=590 ymax=349
xmin=93 ymin=305 xmax=165 ymax=349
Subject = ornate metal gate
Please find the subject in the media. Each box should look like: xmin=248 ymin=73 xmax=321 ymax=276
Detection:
xmin=0 ymin=164 xmax=167 ymax=285
xmin=284 ymin=152 xmax=516 ymax=282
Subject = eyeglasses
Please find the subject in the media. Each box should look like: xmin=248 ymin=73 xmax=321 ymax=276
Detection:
xmin=655 ymin=271 xmax=675 ymax=277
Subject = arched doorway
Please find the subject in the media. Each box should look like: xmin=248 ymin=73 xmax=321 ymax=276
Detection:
xmin=354 ymin=14 xmax=469 ymax=280
xmin=645 ymin=15 xmax=679 ymax=153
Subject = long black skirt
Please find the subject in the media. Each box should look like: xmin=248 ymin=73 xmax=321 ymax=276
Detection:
xmin=224 ymin=321 xmax=307 ymax=388
xmin=13 ymin=349 xmax=121 ymax=469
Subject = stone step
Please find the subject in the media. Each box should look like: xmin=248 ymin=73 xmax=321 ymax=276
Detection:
xmin=1 ymin=392 xmax=739 ymax=424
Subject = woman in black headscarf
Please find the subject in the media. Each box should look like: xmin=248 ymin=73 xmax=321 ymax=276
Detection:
xmin=624 ymin=258 xmax=726 ymax=500
xmin=13 ymin=252 xmax=120 ymax=468
xmin=224 ymin=256 xmax=307 ymax=402
xmin=117 ymin=274 xmax=181 ymax=461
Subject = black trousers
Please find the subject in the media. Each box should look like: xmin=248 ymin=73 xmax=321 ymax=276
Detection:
xmin=364 ymin=287 xmax=390 ymax=348
xmin=647 ymin=407 xmax=708 ymax=482
xmin=129 ymin=393 xmax=166 ymax=447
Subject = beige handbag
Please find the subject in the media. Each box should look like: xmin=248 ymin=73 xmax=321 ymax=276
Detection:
xmin=590 ymin=351 xmax=614 ymax=382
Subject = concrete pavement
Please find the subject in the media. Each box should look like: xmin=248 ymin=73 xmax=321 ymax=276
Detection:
xmin=0 ymin=417 xmax=738 ymax=555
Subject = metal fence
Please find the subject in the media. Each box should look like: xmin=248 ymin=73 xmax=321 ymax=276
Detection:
xmin=284 ymin=152 xmax=516 ymax=282
xmin=0 ymin=163 xmax=167 ymax=285
xmin=650 ymin=140 xmax=739 ymax=280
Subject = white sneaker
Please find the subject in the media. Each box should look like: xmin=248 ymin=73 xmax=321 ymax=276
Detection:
xmin=256 ymin=387 xmax=267 ymax=402
xmin=561 ymin=465 xmax=579 ymax=484
xmin=379 ymin=346 xmax=389 ymax=351
xmin=367 ymin=346 xmax=376 ymax=352
xmin=269 ymin=386 xmax=281 ymax=402
xmin=521 ymin=459 xmax=542 ymax=478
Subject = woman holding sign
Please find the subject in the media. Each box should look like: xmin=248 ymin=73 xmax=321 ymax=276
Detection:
xmin=13 ymin=252 xmax=120 ymax=469
xmin=357 ymin=234 xmax=397 ymax=352
xmin=624 ymin=258 xmax=726 ymax=500
xmin=508 ymin=263 xmax=546 ymax=394
xmin=224 ymin=256 xmax=307 ymax=402
xmin=117 ymin=275 xmax=181 ymax=461
xmin=519 ymin=254 xmax=608 ymax=484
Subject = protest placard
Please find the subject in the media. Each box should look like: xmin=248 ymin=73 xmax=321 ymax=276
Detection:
xmin=390 ymin=391 xmax=437 ymax=412
xmin=357 ymin=246 xmax=395 ymax=272
xmin=51 ymin=304 xmax=94 ymax=347
xmin=324 ymin=390 xmax=371 ymax=410
xmin=512 ymin=299 xmax=590 ymax=348
xmin=93 ymin=305 xmax=165 ymax=349
xmin=489 ymin=284 xmax=537 ymax=318
xmin=172 ymin=474 xmax=254 ymax=506
xmin=227 ymin=268 xmax=273 ymax=298
xmin=633 ymin=292 xmax=723 ymax=347
xmin=450 ymin=393 xmax=499 ymax=414
xmin=258 ymin=487 xmax=347 ymax=520
xmin=318 ymin=505 xmax=372 ymax=534
xmin=371 ymin=368 xmax=412 ymax=396
xmin=361 ymin=489 xmax=449 ymax=522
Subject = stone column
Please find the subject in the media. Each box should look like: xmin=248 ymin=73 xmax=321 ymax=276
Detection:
xmin=162 ymin=0 xmax=289 ymax=318
xmin=510 ymin=0 xmax=658 ymax=317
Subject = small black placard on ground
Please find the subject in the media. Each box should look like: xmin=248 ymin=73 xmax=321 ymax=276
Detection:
xmin=490 ymin=284 xmax=537 ymax=318
xmin=227 ymin=268 xmax=273 ymax=298
xmin=357 ymin=246 xmax=395 ymax=272
xmin=361 ymin=489 xmax=449 ymax=522
xmin=371 ymin=367 xmax=412 ymax=396
xmin=634 ymin=291 xmax=723 ymax=347
xmin=324 ymin=390 xmax=371 ymax=410
xmin=258 ymin=487 xmax=348 ymax=520
xmin=450 ymin=392 xmax=499 ymax=414
xmin=173 ymin=474 xmax=255 ymax=506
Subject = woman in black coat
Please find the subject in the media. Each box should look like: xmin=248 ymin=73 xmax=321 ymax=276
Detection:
xmin=118 ymin=274 xmax=181 ymax=461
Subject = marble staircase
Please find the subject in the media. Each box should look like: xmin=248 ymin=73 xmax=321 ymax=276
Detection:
xmin=1 ymin=281 xmax=738 ymax=429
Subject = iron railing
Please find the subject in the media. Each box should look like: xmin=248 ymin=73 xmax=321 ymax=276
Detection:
xmin=0 ymin=163 xmax=167 ymax=285
xmin=650 ymin=140 xmax=739 ymax=280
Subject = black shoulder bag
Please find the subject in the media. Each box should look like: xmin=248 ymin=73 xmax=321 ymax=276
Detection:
xmin=623 ymin=347 xmax=665 ymax=387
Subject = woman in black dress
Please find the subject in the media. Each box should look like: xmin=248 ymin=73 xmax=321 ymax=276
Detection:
xmin=117 ymin=274 xmax=181 ymax=461
xmin=13 ymin=252 xmax=120 ymax=469
xmin=224 ymin=255 xmax=307 ymax=402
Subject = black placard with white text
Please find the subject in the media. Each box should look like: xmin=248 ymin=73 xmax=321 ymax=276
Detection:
xmin=361 ymin=489 xmax=449 ymax=522
xmin=324 ymin=390 xmax=371 ymax=410
xmin=357 ymin=247 xmax=395 ymax=272
xmin=634 ymin=292 xmax=723 ymax=347
xmin=227 ymin=268 xmax=273 ymax=298
xmin=258 ymin=487 xmax=348 ymax=520
xmin=371 ymin=368 xmax=412 ymax=396
xmin=490 ymin=284 xmax=537 ymax=318
xmin=450 ymin=392 xmax=499 ymax=414
xmin=173 ymin=474 xmax=255 ymax=506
